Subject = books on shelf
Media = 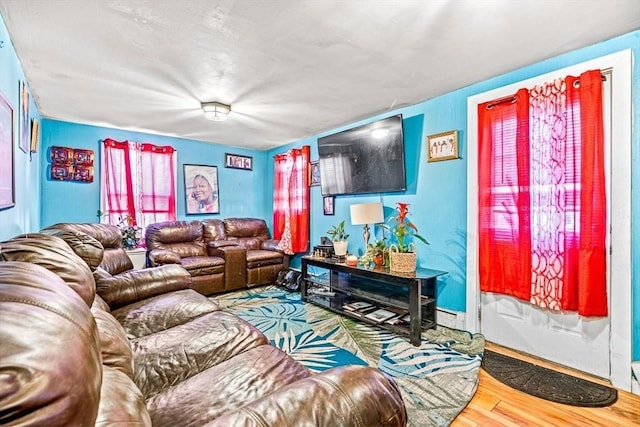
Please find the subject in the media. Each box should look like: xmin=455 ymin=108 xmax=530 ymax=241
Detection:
xmin=342 ymin=301 xmax=375 ymax=312
xmin=364 ymin=308 xmax=399 ymax=324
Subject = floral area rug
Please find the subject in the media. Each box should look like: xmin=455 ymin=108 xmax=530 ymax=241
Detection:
xmin=212 ymin=286 xmax=485 ymax=427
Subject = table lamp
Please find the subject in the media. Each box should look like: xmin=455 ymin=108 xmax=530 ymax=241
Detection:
xmin=350 ymin=202 xmax=384 ymax=249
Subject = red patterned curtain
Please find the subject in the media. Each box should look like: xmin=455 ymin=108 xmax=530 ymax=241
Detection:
xmin=478 ymin=70 xmax=606 ymax=317
xmin=273 ymin=145 xmax=310 ymax=254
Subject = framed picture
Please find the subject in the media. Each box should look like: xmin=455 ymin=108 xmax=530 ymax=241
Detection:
xmin=30 ymin=118 xmax=40 ymax=154
xmin=0 ymin=92 xmax=14 ymax=210
xmin=184 ymin=164 xmax=219 ymax=214
xmin=323 ymin=196 xmax=334 ymax=215
xmin=225 ymin=153 xmax=252 ymax=170
xmin=427 ymin=130 xmax=458 ymax=162
xmin=19 ymin=80 xmax=29 ymax=153
xmin=309 ymin=160 xmax=321 ymax=186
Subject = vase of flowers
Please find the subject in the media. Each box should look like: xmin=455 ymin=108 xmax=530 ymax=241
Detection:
xmin=384 ymin=203 xmax=428 ymax=272
xmin=117 ymin=215 xmax=142 ymax=250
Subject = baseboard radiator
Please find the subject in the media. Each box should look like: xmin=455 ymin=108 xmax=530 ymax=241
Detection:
xmin=436 ymin=307 xmax=466 ymax=330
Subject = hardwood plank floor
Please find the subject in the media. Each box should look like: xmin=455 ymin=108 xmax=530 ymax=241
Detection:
xmin=451 ymin=342 xmax=640 ymax=426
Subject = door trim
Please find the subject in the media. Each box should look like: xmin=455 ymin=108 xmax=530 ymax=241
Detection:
xmin=465 ymin=50 xmax=632 ymax=391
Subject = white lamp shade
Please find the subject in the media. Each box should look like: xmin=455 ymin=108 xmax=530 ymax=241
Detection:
xmin=350 ymin=202 xmax=384 ymax=225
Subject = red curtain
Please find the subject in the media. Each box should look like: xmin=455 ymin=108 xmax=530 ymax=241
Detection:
xmin=139 ymin=143 xmax=177 ymax=224
xmin=477 ymin=70 xmax=607 ymax=317
xmin=102 ymin=139 xmax=176 ymax=237
xmin=273 ymin=145 xmax=310 ymax=254
xmin=478 ymin=89 xmax=532 ymax=301
xmin=103 ymin=138 xmax=136 ymax=222
xmin=563 ymin=70 xmax=607 ymax=315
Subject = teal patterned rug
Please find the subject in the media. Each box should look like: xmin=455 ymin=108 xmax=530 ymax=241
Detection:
xmin=212 ymin=286 xmax=485 ymax=426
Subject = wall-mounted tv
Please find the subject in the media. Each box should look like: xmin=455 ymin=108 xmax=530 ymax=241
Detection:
xmin=318 ymin=114 xmax=406 ymax=196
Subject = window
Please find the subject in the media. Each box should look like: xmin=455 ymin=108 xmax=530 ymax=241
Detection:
xmin=478 ymin=70 xmax=607 ymax=316
xmin=101 ymin=138 xmax=177 ymax=244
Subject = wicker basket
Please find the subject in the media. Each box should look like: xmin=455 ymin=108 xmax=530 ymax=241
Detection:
xmin=389 ymin=244 xmax=417 ymax=273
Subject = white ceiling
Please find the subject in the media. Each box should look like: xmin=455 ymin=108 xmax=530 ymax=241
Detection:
xmin=1 ymin=1 xmax=639 ymax=150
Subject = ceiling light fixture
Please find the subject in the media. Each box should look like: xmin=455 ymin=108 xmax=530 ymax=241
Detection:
xmin=201 ymin=101 xmax=231 ymax=121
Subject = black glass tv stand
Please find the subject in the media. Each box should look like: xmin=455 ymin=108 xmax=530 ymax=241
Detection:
xmin=301 ymin=256 xmax=446 ymax=346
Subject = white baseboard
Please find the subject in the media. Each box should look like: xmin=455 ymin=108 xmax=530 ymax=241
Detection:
xmin=436 ymin=307 xmax=466 ymax=330
xmin=632 ymin=362 xmax=640 ymax=395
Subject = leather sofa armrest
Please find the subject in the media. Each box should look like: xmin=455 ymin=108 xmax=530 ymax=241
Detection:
xmin=148 ymin=248 xmax=181 ymax=266
xmin=207 ymin=240 xmax=239 ymax=251
xmin=205 ymin=366 xmax=406 ymax=427
xmin=209 ymin=245 xmax=247 ymax=290
xmin=260 ymin=239 xmax=282 ymax=252
xmin=95 ymin=264 xmax=192 ymax=309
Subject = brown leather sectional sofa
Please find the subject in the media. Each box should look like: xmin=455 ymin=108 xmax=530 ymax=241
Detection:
xmin=0 ymin=224 xmax=407 ymax=426
xmin=146 ymin=218 xmax=288 ymax=295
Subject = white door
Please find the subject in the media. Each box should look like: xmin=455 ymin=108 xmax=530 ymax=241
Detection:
xmin=480 ymin=73 xmax=612 ymax=378
xmin=466 ymin=51 xmax=633 ymax=389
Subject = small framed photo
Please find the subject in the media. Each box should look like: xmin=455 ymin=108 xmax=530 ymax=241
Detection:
xmin=323 ymin=196 xmax=334 ymax=215
xmin=427 ymin=130 xmax=458 ymax=162
xmin=309 ymin=160 xmax=320 ymax=186
xmin=19 ymin=80 xmax=29 ymax=154
xmin=30 ymin=118 xmax=40 ymax=154
xmin=225 ymin=153 xmax=252 ymax=170
xmin=0 ymin=91 xmax=14 ymax=210
xmin=184 ymin=164 xmax=219 ymax=214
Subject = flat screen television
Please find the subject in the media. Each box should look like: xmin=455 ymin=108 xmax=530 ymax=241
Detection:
xmin=318 ymin=114 xmax=406 ymax=196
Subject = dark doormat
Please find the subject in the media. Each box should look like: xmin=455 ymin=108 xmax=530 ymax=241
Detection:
xmin=481 ymin=349 xmax=618 ymax=407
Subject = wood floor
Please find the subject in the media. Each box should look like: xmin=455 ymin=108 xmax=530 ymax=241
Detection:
xmin=451 ymin=342 xmax=640 ymax=426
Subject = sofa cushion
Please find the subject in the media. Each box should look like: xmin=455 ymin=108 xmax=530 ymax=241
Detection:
xmin=42 ymin=223 xmax=129 ymax=274
xmin=92 ymin=307 xmax=135 ymax=379
xmin=0 ymin=233 xmax=96 ymax=306
xmin=181 ymin=256 xmax=225 ymax=275
xmin=223 ymin=218 xmax=270 ymax=239
xmin=0 ymin=262 xmax=102 ymax=426
xmin=40 ymin=227 xmax=106 ymax=272
xmin=92 ymin=294 xmax=111 ymax=312
xmin=111 ymin=289 xmax=220 ymax=339
xmin=132 ymin=310 xmax=269 ymax=397
xmin=146 ymin=345 xmax=310 ymax=427
xmin=202 ymin=218 xmax=226 ymax=241
xmin=246 ymin=249 xmax=284 ymax=268
xmin=207 ymin=366 xmax=407 ymax=427
xmin=96 ymin=367 xmax=151 ymax=427
xmin=146 ymin=220 xmax=207 ymax=258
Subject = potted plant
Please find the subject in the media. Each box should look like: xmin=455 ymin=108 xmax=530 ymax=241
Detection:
xmin=327 ymin=220 xmax=349 ymax=256
xmin=117 ymin=215 xmax=142 ymax=250
xmin=359 ymin=238 xmax=388 ymax=267
xmin=384 ymin=203 xmax=428 ymax=272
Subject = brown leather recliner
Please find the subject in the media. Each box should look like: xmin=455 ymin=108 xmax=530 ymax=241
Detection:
xmin=203 ymin=218 xmax=289 ymax=290
xmin=145 ymin=220 xmax=226 ymax=295
xmin=146 ymin=218 xmax=288 ymax=294
xmin=0 ymin=228 xmax=407 ymax=426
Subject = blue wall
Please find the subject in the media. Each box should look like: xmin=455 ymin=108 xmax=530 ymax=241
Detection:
xmin=40 ymin=120 xmax=269 ymax=227
xmin=267 ymin=30 xmax=640 ymax=357
xmin=0 ymin=14 xmax=41 ymax=240
xmin=2 ymin=8 xmax=638 ymax=359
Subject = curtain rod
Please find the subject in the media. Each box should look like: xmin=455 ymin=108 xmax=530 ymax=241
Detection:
xmin=486 ymin=70 xmax=608 ymax=109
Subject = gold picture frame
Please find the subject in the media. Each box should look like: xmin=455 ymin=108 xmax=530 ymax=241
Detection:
xmin=427 ymin=130 xmax=458 ymax=162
